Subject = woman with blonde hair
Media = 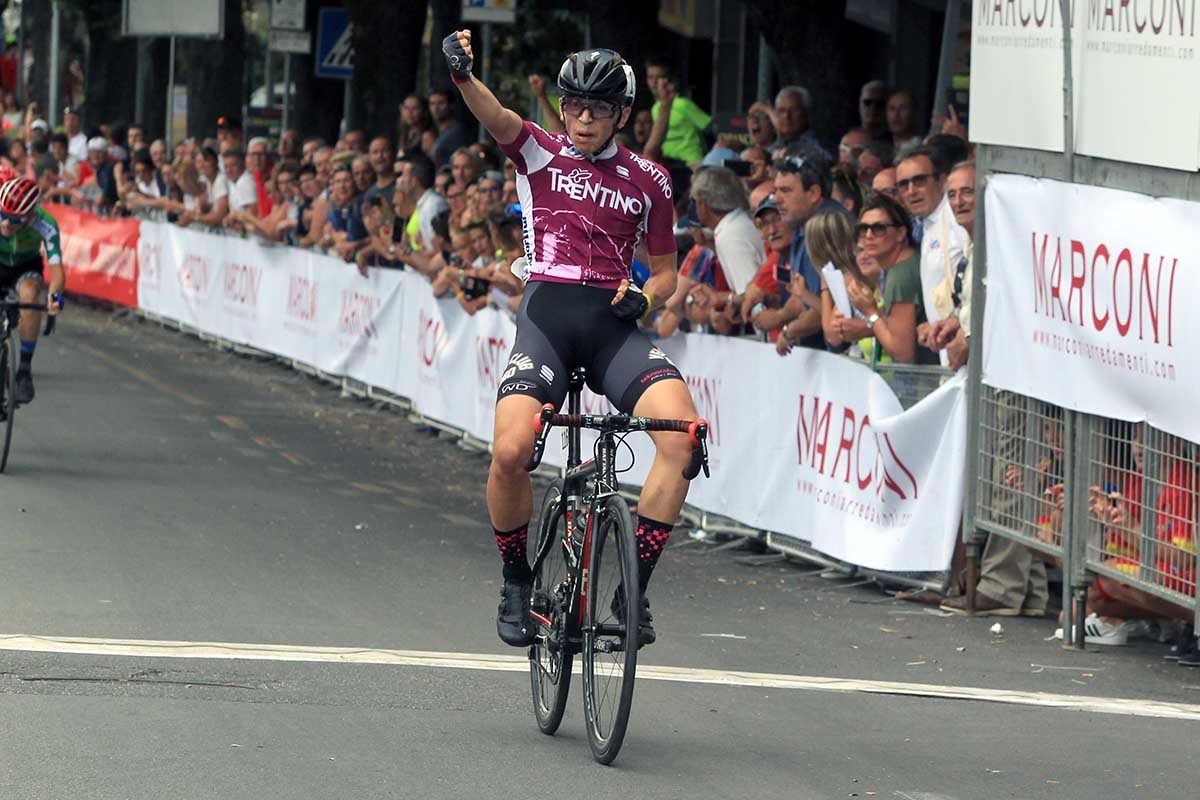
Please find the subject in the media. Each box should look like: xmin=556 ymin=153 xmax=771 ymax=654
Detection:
xmin=803 ymin=209 xmax=888 ymax=362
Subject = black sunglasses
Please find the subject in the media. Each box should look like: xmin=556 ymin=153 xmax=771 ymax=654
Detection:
xmin=861 ymin=98 xmax=884 ymax=109
xmin=562 ymin=96 xmax=619 ymax=120
xmin=855 ymin=221 xmax=904 ymax=238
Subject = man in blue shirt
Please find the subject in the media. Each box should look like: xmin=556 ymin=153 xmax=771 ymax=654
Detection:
xmin=772 ymin=156 xmax=847 ymax=351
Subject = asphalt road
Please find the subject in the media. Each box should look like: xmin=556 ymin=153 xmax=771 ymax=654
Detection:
xmin=0 ymin=305 xmax=1196 ymax=799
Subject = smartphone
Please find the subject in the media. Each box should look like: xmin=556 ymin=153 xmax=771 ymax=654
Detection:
xmin=724 ymin=159 xmax=752 ymax=178
xmin=774 ymin=262 xmax=792 ymax=284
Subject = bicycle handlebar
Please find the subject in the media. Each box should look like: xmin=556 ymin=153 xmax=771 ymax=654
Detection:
xmin=525 ymin=403 xmax=710 ymax=479
xmin=1 ymin=295 xmax=63 ymax=337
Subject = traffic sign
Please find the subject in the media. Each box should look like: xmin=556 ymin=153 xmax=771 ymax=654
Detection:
xmin=315 ymin=8 xmax=354 ymax=80
xmin=271 ymin=0 xmax=305 ymax=31
xmin=462 ymin=0 xmax=516 ymax=24
xmin=270 ymin=28 xmax=311 ymax=55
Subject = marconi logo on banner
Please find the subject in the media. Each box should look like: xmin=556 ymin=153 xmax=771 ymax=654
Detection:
xmin=795 ymin=393 xmax=918 ymax=506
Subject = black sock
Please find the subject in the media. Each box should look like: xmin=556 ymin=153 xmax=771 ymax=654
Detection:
xmin=635 ymin=515 xmax=674 ymax=591
xmin=19 ymin=339 xmax=35 ymax=371
xmin=494 ymin=523 xmax=532 ymax=582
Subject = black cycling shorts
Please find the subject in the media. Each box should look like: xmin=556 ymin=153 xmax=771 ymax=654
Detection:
xmin=0 ymin=258 xmax=45 ymax=296
xmin=497 ymin=281 xmax=684 ymax=414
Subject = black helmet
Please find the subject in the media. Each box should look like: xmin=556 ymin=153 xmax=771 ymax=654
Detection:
xmin=557 ymin=49 xmax=636 ymax=108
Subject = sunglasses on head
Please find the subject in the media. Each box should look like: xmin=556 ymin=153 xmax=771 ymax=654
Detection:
xmin=855 ymin=221 xmax=904 ymax=237
xmin=561 ymin=96 xmax=619 ymax=120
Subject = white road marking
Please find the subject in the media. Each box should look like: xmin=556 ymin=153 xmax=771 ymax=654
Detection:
xmin=2 ymin=633 xmax=1198 ymax=722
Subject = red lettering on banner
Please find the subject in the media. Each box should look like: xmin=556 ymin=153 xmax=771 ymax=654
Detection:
xmin=339 ymin=290 xmax=379 ymax=338
xmin=685 ymin=375 xmax=721 ymax=447
xmin=797 ymin=394 xmax=833 ymax=473
xmin=1113 ymin=248 xmax=1133 ymax=336
xmin=796 ymin=395 xmax=918 ymax=501
xmin=139 ymin=240 xmax=162 ymax=289
xmin=854 ymin=415 xmax=876 ymax=490
xmin=1068 ymin=239 xmax=1086 ymax=324
xmin=1090 ymin=244 xmax=1109 ymax=331
xmin=286 ymin=275 xmax=318 ymax=322
xmin=1029 ymin=231 xmax=1177 ymax=348
xmin=417 ymin=308 xmax=447 ymax=367
xmin=178 ymin=254 xmax=210 ymax=296
xmin=830 ymin=407 xmax=856 ymax=484
xmin=223 ymin=262 xmax=262 ymax=308
xmin=476 ymin=335 xmax=508 ymax=388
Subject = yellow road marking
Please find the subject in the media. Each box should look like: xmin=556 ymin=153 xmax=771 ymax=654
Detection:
xmin=78 ymin=342 xmax=207 ymax=407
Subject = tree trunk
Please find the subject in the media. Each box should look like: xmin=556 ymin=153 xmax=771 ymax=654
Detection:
xmin=77 ymin=0 xmax=139 ymax=131
xmin=426 ymin=0 xmax=461 ymax=95
xmin=292 ymin=0 xmax=347 ymax=144
xmin=745 ymin=0 xmax=884 ymax=148
xmin=26 ymin=0 xmax=53 ymax=115
xmin=345 ymin=0 xmax=426 ymax=139
xmin=180 ymin=0 xmax=246 ymax=143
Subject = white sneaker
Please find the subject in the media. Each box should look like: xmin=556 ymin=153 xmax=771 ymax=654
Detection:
xmin=1084 ymin=613 xmax=1129 ymax=646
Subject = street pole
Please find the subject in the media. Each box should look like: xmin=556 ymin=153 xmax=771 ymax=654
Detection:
xmin=15 ymin=0 xmax=24 ymax=104
xmin=166 ymin=36 xmax=175 ymax=144
xmin=342 ymin=81 xmax=351 ymax=137
xmin=480 ymin=22 xmax=492 ymax=142
xmin=931 ymin=0 xmax=962 ymax=135
xmin=282 ymin=53 xmax=292 ymax=132
xmin=134 ymin=38 xmax=147 ymax=125
xmin=48 ymin=0 xmax=61 ymax=128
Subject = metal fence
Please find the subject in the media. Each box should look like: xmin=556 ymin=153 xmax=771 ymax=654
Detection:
xmin=966 ymin=146 xmax=1200 ymax=649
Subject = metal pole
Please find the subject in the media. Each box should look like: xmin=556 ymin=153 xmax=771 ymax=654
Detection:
xmin=264 ymin=50 xmax=274 ymax=110
xmin=756 ymin=34 xmax=772 ymax=103
xmin=341 ymin=80 xmax=351 ymax=137
xmin=930 ymin=0 xmax=962 ymax=136
xmin=134 ymin=38 xmax=147 ymax=125
xmin=282 ymin=53 xmax=292 ymax=132
xmin=15 ymin=0 xmax=24 ymax=104
xmin=166 ymin=36 xmax=176 ymax=144
xmin=480 ymin=23 xmax=492 ymax=142
xmin=48 ymin=0 xmax=61 ymax=128
xmin=1059 ymin=0 xmax=1075 ymax=182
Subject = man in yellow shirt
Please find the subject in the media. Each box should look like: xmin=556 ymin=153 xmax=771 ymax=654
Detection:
xmin=644 ymin=57 xmax=711 ymax=166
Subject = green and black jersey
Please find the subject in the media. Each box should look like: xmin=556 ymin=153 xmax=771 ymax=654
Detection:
xmin=0 ymin=207 xmax=62 ymax=268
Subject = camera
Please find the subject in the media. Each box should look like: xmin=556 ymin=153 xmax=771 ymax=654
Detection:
xmin=458 ymin=272 xmax=491 ymax=300
xmin=724 ymin=159 xmax=753 ymax=178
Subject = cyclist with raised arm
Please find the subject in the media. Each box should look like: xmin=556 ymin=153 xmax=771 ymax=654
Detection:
xmin=0 ymin=177 xmax=66 ymax=405
xmin=442 ymin=31 xmax=698 ymax=648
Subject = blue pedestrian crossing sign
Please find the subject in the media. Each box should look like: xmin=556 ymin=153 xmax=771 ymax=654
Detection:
xmin=315 ymin=8 xmax=354 ymax=80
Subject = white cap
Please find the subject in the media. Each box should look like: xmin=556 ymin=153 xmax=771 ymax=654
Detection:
xmin=30 ymin=118 xmax=48 ymax=131
xmin=87 ymin=136 xmax=108 ymax=152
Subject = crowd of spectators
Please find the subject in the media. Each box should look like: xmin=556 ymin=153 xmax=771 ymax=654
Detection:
xmin=3 ymin=66 xmax=1194 ymax=661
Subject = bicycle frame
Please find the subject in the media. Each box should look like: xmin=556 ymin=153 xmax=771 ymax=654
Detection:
xmin=526 ymin=368 xmax=709 ymax=649
xmin=528 ymin=370 xmax=622 ymax=650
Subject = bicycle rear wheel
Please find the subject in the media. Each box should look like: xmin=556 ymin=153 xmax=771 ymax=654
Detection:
xmin=529 ymin=482 xmax=573 ymax=735
xmin=582 ymin=494 xmax=639 ymax=765
xmin=0 ymin=333 xmax=16 ymax=473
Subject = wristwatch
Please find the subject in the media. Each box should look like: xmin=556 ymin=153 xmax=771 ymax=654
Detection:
xmin=750 ymin=302 xmax=767 ymax=318
xmin=867 ymin=312 xmax=880 ymax=330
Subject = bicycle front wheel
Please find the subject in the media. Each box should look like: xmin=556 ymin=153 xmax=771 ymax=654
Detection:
xmin=0 ymin=332 xmax=17 ymax=473
xmin=582 ymin=494 xmax=639 ymax=765
xmin=529 ymin=482 xmax=573 ymax=735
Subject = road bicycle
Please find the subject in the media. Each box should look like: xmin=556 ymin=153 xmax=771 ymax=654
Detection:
xmin=524 ymin=367 xmax=709 ymax=764
xmin=0 ymin=290 xmax=60 ymax=472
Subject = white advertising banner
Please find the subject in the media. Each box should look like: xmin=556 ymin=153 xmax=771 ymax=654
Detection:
xmin=984 ymin=174 xmax=1196 ymax=442
xmin=135 ymin=222 xmax=966 ymax=572
xmin=970 ymin=1 xmax=1200 ymax=170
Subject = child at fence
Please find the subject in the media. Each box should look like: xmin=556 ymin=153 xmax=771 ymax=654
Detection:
xmin=1050 ymin=423 xmax=1199 ymax=648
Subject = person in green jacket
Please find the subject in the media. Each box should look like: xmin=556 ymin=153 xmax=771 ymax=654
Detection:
xmin=644 ymin=56 xmax=711 ymax=166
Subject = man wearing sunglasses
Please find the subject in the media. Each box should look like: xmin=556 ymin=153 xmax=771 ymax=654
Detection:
xmin=443 ymin=32 xmax=695 ymax=649
xmin=0 ymin=178 xmax=65 ymax=406
xmin=895 ymin=147 xmax=968 ymax=350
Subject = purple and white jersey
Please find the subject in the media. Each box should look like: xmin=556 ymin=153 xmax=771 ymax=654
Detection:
xmin=500 ymin=121 xmax=675 ymax=288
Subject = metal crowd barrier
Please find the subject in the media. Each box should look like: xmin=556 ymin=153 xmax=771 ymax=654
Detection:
xmin=98 ymin=209 xmax=962 ymax=593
